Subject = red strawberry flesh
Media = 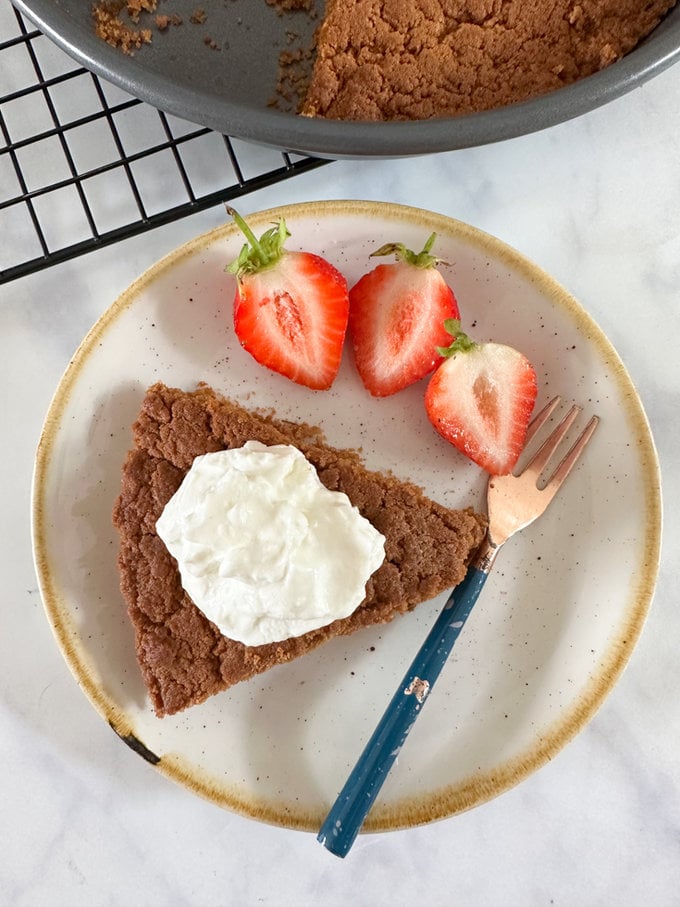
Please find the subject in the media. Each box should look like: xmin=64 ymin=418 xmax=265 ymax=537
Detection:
xmin=227 ymin=209 xmax=349 ymax=391
xmin=425 ymin=331 xmax=537 ymax=475
xmin=349 ymin=244 xmax=459 ymax=397
xmin=234 ymin=251 xmax=349 ymax=390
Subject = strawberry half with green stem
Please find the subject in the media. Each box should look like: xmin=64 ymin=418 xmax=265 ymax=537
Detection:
xmin=226 ymin=207 xmax=349 ymax=390
xmin=424 ymin=320 xmax=538 ymax=475
xmin=348 ymin=233 xmax=460 ymax=397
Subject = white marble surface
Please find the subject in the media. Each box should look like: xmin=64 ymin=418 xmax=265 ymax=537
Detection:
xmin=3 ymin=52 xmax=680 ymax=906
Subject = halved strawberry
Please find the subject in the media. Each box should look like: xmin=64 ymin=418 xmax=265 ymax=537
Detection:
xmin=424 ymin=320 xmax=537 ymax=475
xmin=348 ymin=234 xmax=460 ymax=397
xmin=226 ymin=208 xmax=349 ymax=390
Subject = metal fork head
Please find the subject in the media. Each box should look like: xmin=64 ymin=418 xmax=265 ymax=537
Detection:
xmin=485 ymin=396 xmax=599 ymax=548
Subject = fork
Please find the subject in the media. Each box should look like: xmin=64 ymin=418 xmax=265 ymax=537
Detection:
xmin=318 ymin=397 xmax=599 ymax=858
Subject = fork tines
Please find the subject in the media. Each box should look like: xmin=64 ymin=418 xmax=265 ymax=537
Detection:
xmin=522 ymin=396 xmax=599 ymax=491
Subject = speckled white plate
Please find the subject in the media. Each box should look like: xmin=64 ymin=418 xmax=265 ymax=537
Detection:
xmin=32 ymin=200 xmax=661 ymax=833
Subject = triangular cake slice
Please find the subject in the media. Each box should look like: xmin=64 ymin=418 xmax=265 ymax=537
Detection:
xmin=113 ymin=382 xmax=487 ymax=717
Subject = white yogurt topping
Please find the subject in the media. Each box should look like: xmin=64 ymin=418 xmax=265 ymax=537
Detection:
xmin=156 ymin=441 xmax=386 ymax=647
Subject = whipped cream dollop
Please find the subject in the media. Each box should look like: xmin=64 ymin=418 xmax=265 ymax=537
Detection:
xmin=156 ymin=441 xmax=386 ymax=647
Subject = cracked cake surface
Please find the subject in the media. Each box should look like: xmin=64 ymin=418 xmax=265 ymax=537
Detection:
xmin=91 ymin=0 xmax=677 ymax=120
xmin=113 ymin=382 xmax=487 ymax=716
xmin=301 ymin=0 xmax=677 ymax=120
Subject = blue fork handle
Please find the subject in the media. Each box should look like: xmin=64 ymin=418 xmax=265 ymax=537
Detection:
xmin=317 ymin=563 xmax=489 ymax=858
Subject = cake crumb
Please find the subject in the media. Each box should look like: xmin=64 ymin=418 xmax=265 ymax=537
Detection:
xmin=93 ymin=0 xmax=156 ymax=54
xmin=155 ymin=13 xmax=182 ymax=30
xmin=265 ymin=0 xmax=314 ymax=11
xmin=270 ymin=45 xmax=315 ymax=110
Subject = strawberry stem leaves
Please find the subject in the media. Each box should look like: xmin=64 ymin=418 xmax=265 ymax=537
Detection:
xmin=436 ymin=319 xmax=477 ymax=357
xmin=226 ymin=207 xmax=290 ymax=278
xmin=369 ymin=232 xmax=445 ymax=269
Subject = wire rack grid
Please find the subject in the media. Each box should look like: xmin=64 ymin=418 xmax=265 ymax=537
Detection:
xmin=0 ymin=4 xmax=328 ymax=285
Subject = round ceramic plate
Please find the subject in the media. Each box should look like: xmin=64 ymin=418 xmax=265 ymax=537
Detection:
xmin=32 ymin=200 xmax=661 ymax=833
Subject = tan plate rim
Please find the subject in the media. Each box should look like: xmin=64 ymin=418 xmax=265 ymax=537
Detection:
xmin=31 ymin=199 xmax=663 ymax=833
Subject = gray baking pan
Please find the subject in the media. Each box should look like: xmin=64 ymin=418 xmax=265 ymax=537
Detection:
xmin=12 ymin=0 xmax=680 ymax=159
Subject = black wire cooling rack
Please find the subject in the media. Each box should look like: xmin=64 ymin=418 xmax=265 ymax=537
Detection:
xmin=0 ymin=4 xmax=328 ymax=285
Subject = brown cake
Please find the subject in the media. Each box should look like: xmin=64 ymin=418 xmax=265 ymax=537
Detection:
xmin=301 ymin=0 xmax=677 ymax=121
xmin=93 ymin=0 xmax=676 ymax=118
xmin=113 ymin=382 xmax=487 ymax=716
